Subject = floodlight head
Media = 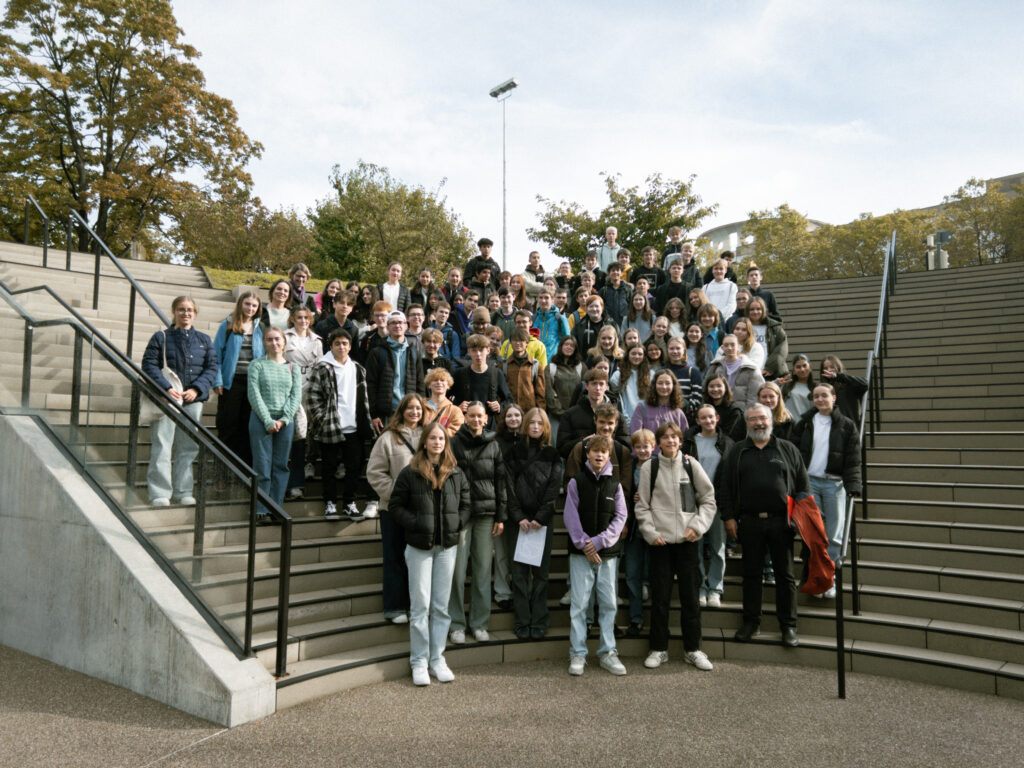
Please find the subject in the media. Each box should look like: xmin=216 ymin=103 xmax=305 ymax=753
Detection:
xmin=489 ymin=78 xmax=519 ymax=99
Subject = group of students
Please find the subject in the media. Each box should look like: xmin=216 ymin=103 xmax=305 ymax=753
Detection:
xmin=141 ymin=239 xmax=867 ymax=684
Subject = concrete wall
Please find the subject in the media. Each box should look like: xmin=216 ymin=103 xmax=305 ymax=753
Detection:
xmin=0 ymin=415 xmax=276 ymax=726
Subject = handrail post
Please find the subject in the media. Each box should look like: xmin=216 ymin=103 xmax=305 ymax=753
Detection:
xmin=92 ymin=248 xmax=101 ymax=310
xmin=244 ymin=472 xmax=259 ymax=656
xmin=191 ymin=442 xmax=207 ymax=583
xmin=66 ymin=214 xmax=73 ymax=270
xmin=850 ymin=512 xmax=861 ymax=614
xmin=24 ymin=199 xmax=30 ymax=245
xmin=42 ymin=219 xmax=49 ymax=268
xmin=275 ymin=519 xmax=292 ymax=678
xmin=127 ymin=287 xmax=137 ymax=359
xmin=70 ymin=333 xmax=83 ymax=442
xmin=835 ymin=562 xmax=846 ymax=699
xmin=126 ymin=383 xmax=142 ymax=508
xmin=21 ymin=323 xmax=34 ymax=409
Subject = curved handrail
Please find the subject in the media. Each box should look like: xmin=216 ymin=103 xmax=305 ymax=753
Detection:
xmin=0 ymin=278 xmax=293 ymax=676
xmin=833 ymin=230 xmax=897 ymax=699
xmin=23 ymin=195 xmax=51 ymax=267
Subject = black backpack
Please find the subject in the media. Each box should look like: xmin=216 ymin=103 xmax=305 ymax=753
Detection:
xmin=647 ymin=454 xmax=698 ymax=514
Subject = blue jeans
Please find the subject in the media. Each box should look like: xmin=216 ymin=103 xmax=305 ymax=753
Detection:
xmin=248 ymin=413 xmax=294 ymax=512
xmin=810 ymin=475 xmax=847 ymax=570
xmin=449 ymin=517 xmax=495 ymax=632
xmin=699 ymin=511 xmax=726 ymax=597
xmin=405 ymin=544 xmax=457 ymax=670
xmin=622 ymin=535 xmax=648 ymax=625
xmin=147 ymin=401 xmax=202 ymax=502
xmin=568 ymin=553 xmax=618 ymax=658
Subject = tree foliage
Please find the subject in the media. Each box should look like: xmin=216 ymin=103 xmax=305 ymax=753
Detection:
xmin=528 ymin=172 xmax=718 ymax=267
xmin=173 ymin=187 xmax=320 ymax=274
xmin=0 ymin=0 xmax=261 ymax=255
xmin=937 ymin=178 xmax=1018 ymax=267
xmin=309 ymin=161 xmax=475 ymax=283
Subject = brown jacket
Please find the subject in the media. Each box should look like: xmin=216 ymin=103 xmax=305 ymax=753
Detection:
xmin=502 ymin=354 xmax=546 ymax=412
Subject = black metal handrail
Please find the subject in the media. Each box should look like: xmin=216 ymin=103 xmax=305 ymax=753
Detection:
xmin=833 ymin=230 xmax=897 ymax=698
xmin=0 ymin=278 xmax=293 ymax=678
xmin=23 ymin=195 xmax=50 ymax=268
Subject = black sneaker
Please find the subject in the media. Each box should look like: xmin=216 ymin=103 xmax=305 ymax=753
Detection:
xmin=625 ymin=621 xmax=644 ymax=638
xmin=496 ymin=599 xmax=512 ymax=611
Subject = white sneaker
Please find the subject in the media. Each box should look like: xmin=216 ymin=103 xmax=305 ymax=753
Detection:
xmin=412 ymin=667 xmax=430 ymax=686
xmin=429 ymin=661 xmax=455 ymax=683
xmin=324 ymin=501 xmax=338 ymax=519
xmin=363 ymin=500 xmax=379 ymax=519
xmin=176 ymin=495 xmax=196 ymax=506
xmin=644 ymin=650 xmax=668 ymax=669
xmin=684 ymin=650 xmax=714 ymax=671
xmin=599 ymin=651 xmax=627 ymax=676
xmin=334 ymin=464 xmax=346 ymax=479
xmin=286 ymin=487 xmax=303 ymax=500
xmin=389 ymin=614 xmax=408 ymax=625
xmin=304 ymin=462 xmax=316 ymax=480
xmin=449 ymin=629 xmax=466 ymax=645
xmin=151 ymin=497 xmax=170 ymax=507
xmin=642 ymin=584 xmax=650 ymax=602
xmin=699 ymin=594 xmax=708 ymax=608
xmin=344 ymin=502 xmax=364 ymax=521
xmin=824 ymin=586 xmax=837 ymax=599
xmin=559 ymin=590 xmax=572 ymax=606
xmin=707 ymin=593 xmax=722 ymax=609
xmin=568 ymin=655 xmax=586 ymax=676
xmin=472 ymin=628 xmax=489 ymax=642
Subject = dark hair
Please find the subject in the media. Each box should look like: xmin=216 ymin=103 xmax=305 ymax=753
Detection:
xmin=510 ymin=328 xmax=530 ymax=343
xmin=477 ymin=238 xmax=493 ymax=247
xmin=655 ymin=421 xmax=683 ymax=443
xmin=702 ymin=373 xmax=734 ymax=406
xmin=327 ymin=328 xmax=352 ymax=346
xmin=619 ymin=343 xmax=651 ymax=400
xmin=268 ymin=278 xmax=291 ymax=303
xmin=552 ymin=336 xmax=582 ymax=366
xmin=646 ymin=368 xmax=683 ymax=409
xmin=583 ymin=368 xmax=609 ymax=383
xmin=782 ymin=353 xmax=816 ymax=400
xmin=683 ymin=322 xmax=710 ymax=373
xmin=352 ymin=284 xmax=379 ymax=323
xmin=594 ymin=403 xmax=620 ymax=423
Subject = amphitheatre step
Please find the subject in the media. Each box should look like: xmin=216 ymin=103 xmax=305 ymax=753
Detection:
xmin=852 ymin=560 xmax=1024 ymax=602
xmin=855 ymin=498 xmax=1023 ymax=527
xmin=875 ymin=420 xmax=1024 ymax=433
xmin=865 ymin=479 xmax=1024 ymax=505
xmin=856 ymin=538 xmax=1023 ymax=573
xmin=854 ymin=584 xmax=1023 ymax=630
xmin=856 ymin=518 xmax=1024 ymax=549
xmin=866 ymin=463 xmax=1024 ymax=485
xmin=869 ymin=432 xmax=1024 ymax=449
xmin=866 ymin=446 xmax=1024 ymax=466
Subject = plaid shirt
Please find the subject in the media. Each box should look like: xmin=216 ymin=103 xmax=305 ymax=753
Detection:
xmin=304 ymin=357 xmax=372 ymax=444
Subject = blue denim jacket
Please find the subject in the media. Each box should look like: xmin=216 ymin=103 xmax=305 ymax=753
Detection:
xmin=142 ymin=327 xmax=219 ymax=402
xmin=213 ymin=317 xmax=265 ymax=390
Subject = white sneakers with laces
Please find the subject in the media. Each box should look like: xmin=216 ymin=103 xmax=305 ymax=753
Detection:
xmin=644 ymin=650 xmax=668 ymax=669
xmin=599 ymin=651 xmax=627 ymax=676
xmin=568 ymin=655 xmax=586 ymax=676
xmin=684 ymin=650 xmax=714 ymax=671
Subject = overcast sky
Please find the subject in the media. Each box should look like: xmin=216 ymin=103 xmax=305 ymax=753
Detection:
xmin=173 ymin=0 xmax=1023 ymax=267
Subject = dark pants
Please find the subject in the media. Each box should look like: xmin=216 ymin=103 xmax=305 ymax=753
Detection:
xmin=739 ymin=514 xmax=797 ymax=629
xmin=380 ymin=508 xmax=410 ymax=618
xmin=648 ymin=541 xmax=702 ymax=652
xmin=287 ymin=439 xmax=305 ymax=492
xmin=215 ymin=374 xmax=252 ymax=467
xmin=510 ymin=524 xmax=553 ymax=635
xmin=320 ymin=437 xmax=363 ymax=505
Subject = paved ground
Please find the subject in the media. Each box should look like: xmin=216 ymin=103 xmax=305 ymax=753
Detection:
xmin=2 ymin=644 xmax=1022 ymax=768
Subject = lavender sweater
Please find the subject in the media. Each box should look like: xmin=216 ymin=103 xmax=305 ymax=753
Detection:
xmin=629 ymin=401 xmax=689 ymax=437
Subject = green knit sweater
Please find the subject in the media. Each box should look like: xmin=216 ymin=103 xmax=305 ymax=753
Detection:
xmin=247 ymin=357 xmax=302 ymax=430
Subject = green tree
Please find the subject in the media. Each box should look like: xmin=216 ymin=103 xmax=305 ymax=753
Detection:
xmin=528 ymin=172 xmax=717 ymax=267
xmin=0 ymin=0 xmax=261 ymax=256
xmin=740 ymin=204 xmax=823 ymax=281
xmin=310 ymin=161 xmax=475 ymax=283
xmin=936 ymin=178 xmax=1011 ymax=267
xmin=174 ymin=188 xmax=320 ymax=274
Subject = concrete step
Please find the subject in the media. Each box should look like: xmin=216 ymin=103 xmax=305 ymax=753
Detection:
xmin=856 ymin=517 xmax=1024 ymax=549
xmin=853 ymin=560 xmax=1024 ymax=603
xmin=856 ymin=498 xmax=1024 ymax=527
xmin=866 ymin=479 xmax=1024 ymax=506
xmin=866 ymin=446 xmax=1024 ymax=466
xmin=857 ymin=538 xmax=1023 ymax=574
xmin=867 ymin=463 xmax=1024 ymax=485
xmin=869 ymin=432 xmax=1024 ymax=449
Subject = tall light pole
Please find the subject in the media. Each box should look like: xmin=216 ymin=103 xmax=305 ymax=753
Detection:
xmin=489 ymin=77 xmax=518 ymax=272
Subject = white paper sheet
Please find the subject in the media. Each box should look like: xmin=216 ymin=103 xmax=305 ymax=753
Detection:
xmin=513 ymin=526 xmax=547 ymax=567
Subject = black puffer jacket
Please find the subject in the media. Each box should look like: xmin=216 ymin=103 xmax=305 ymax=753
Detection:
xmin=389 ymin=465 xmax=471 ymax=550
xmin=790 ymin=409 xmax=863 ymax=495
xmin=364 ymin=342 xmax=425 ymax=420
xmin=557 ymin=396 xmax=631 ymax=459
xmin=451 ymin=427 xmax=508 ymax=522
xmin=709 ymin=400 xmax=746 ymax=443
xmin=505 ymin=440 xmax=561 ymax=526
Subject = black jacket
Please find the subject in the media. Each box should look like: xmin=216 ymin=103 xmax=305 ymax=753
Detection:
xmin=708 ymin=400 xmax=747 ymax=443
xmin=652 ymin=279 xmax=690 ymax=314
xmin=790 ymin=409 xmax=863 ymax=495
xmin=832 ymin=373 xmax=868 ymax=424
xmin=377 ymin=283 xmax=411 ymax=314
xmin=505 ymin=440 xmax=561 ymax=526
xmin=557 ymin=397 xmax=631 ymax=459
xmin=571 ymin=314 xmax=615 ymax=354
xmin=451 ymin=427 xmax=508 ymax=521
xmin=389 ymin=465 xmax=471 ymax=550
xmin=718 ymin=436 xmax=809 ymax=521
xmin=364 ymin=341 xmax=425 ymax=420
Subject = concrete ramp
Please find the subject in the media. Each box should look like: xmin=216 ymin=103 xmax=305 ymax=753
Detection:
xmin=0 ymin=415 xmax=275 ymax=726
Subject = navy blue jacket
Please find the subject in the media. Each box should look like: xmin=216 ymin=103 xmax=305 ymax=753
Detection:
xmin=142 ymin=327 xmax=219 ymax=402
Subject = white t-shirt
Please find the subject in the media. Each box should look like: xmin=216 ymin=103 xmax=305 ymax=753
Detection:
xmin=807 ymin=412 xmax=832 ymax=477
xmin=381 ymin=282 xmax=400 ymax=310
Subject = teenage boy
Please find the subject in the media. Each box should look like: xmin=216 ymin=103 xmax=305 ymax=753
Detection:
xmin=703 ymin=250 xmax=737 ymax=286
xmin=635 ymin=422 xmax=717 ymax=671
xmin=746 ymin=265 xmax=781 ymax=320
xmin=683 ymin=403 xmax=735 ymax=608
xmin=564 ymin=435 xmax=628 ymax=676
xmin=404 ymin=303 xmax=426 ymax=356
xmin=571 ymin=250 xmax=605 ymax=294
xmin=465 ymin=238 xmax=501 ymax=292
xmin=314 ymin=290 xmax=361 ymax=353
xmin=616 ymin=247 xmax=633 ymax=284
xmin=502 ymin=328 xmax=546 ymax=412
xmin=532 ymin=289 xmax=570 ymax=362
xmin=661 ymin=226 xmax=685 ymax=266
xmin=632 ymin=245 xmax=666 ymax=290
xmin=724 ymin=289 xmax=752 ymax=334
xmin=305 ymin=329 xmax=373 ymax=520
xmin=420 ymin=328 xmax=454 ymax=374
xmin=597 ymin=226 xmax=621 ymax=272
xmin=653 ymin=259 xmax=689 ymax=314
xmin=493 ymin=287 xmax=517 ymax=341
xmin=558 ymin=369 xmax=631 ymax=459
xmin=498 ymin=310 xmax=548 ymax=368
xmin=452 ymin=334 xmax=512 ymax=430
xmin=553 ymin=288 xmax=570 ymax=315
xmin=467 ymin=266 xmax=496 ymax=304
xmin=599 ymin=262 xmax=632 ymax=327
xmin=431 ymin=301 xmax=462 ymax=363
xmin=486 ymin=292 xmax=500 ymax=315
xmin=623 ymin=429 xmax=655 ymax=637
xmin=522 ymin=250 xmax=547 ymax=301
xmin=566 ymin=286 xmax=591 ymax=330
xmin=357 ymin=300 xmax=392 ymax=362
xmin=365 ymin=311 xmax=425 ymax=435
